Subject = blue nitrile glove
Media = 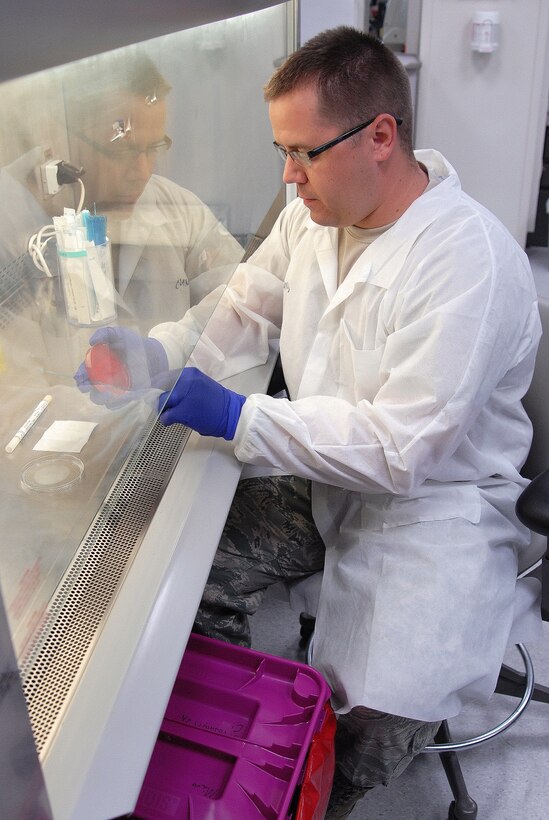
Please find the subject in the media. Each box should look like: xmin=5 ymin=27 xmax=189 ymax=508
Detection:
xmin=74 ymin=326 xmax=174 ymax=407
xmin=158 ymin=367 xmax=246 ymax=440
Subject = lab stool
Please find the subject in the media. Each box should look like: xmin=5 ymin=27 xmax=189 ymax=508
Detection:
xmin=291 ymin=561 xmax=545 ymax=820
xmin=423 ymin=465 xmax=549 ymax=819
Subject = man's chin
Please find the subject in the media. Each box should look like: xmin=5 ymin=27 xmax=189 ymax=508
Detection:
xmin=115 ymin=193 xmax=142 ymax=205
xmin=97 ymin=196 xmax=140 ymax=212
xmin=301 ymin=199 xmax=333 ymax=226
xmin=307 ymin=209 xmax=334 ymax=227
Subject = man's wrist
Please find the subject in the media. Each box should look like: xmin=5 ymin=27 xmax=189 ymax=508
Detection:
xmin=224 ymin=391 xmax=246 ymax=440
xmin=145 ymin=337 xmax=169 ymax=377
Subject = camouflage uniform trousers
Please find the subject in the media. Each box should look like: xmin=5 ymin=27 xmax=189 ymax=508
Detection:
xmin=194 ymin=475 xmax=440 ymax=795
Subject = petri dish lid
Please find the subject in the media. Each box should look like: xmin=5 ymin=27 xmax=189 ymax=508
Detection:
xmin=85 ymin=343 xmax=130 ymax=394
xmin=21 ymin=455 xmax=84 ymax=493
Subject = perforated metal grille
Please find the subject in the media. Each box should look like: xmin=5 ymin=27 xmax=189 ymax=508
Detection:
xmin=0 ymin=253 xmax=36 ymax=328
xmin=20 ymin=417 xmax=191 ymax=755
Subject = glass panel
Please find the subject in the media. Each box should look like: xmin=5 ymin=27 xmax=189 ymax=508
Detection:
xmin=0 ymin=592 xmax=52 ymax=818
xmin=0 ymin=4 xmax=289 ymax=661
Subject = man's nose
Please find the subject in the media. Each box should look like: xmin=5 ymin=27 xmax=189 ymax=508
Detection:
xmin=282 ymin=156 xmax=308 ymax=185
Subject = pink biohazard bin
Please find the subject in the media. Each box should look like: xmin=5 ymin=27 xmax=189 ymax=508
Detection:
xmin=133 ymin=633 xmax=332 ymax=819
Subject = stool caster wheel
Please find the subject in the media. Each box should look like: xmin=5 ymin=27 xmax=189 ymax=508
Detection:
xmin=448 ymin=797 xmax=478 ymax=820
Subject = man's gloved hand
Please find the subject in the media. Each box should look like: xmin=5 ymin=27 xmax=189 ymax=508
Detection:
xmin=74 ymin=326 xmax=173 ymax=407
xmin=158 ymin=367 xmax=246 ymax=440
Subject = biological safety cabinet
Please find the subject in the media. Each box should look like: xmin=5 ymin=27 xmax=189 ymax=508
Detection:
xmin=0 ymin=2 xmax=295 ymax=817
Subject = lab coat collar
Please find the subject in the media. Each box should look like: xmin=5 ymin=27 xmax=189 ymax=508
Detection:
xmin=307 ymin=149 xmax=462 ymax=301
xmin=367 ymin=150 xmax=461 ymax=289
xmin=311 ymin=228 xmax=339 ymax=301
xmin=110 ymin=177 xmax=162 ymax=295
xmin=131 ymin=175 xmax=169 ymax=227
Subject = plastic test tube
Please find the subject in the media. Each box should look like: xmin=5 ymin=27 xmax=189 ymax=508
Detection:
xmin=5 ymin=395 xmax=53 ymax=453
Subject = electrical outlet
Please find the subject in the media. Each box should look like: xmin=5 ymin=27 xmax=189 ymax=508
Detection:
xmin=40 ymin=159 xmax=61 ymax=196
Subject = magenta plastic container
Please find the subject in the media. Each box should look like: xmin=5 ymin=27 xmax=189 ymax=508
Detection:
xmin=134 ymin=633 xmax=331 ymax=819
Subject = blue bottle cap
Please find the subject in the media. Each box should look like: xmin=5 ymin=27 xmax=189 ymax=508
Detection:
xmin=83 ymin=213 xmax=107 ymax=245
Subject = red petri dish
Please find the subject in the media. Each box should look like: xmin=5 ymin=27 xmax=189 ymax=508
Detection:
xmin=85 ymin=343 xmax=131 ymax=394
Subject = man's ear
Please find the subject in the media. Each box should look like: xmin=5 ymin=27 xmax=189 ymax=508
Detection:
xmin=370 ymin=114 xmax=399 ymax=161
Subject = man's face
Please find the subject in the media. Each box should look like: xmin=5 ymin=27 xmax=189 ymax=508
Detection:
xmin=269 ymin=84 xmax=383 ymax=229
xmin=69 ymin=91 xmax=168 ymax=210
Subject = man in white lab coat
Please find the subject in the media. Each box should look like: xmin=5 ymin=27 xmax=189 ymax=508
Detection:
xmin=62 ymin=51 xmax=244 ymax=332
xmin=81 ymin=28 xmax=544 ymax=817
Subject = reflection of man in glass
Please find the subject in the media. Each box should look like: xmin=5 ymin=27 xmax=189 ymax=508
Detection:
xmin=63 ymin=52 xmax=243 ymax=331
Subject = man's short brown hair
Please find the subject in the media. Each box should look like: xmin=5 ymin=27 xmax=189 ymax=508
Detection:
xmin=264 ymin=27 xmax=414 ymax=157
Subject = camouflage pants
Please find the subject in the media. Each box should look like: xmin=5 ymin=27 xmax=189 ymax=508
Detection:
xmin=194 ymin=475 xmax=440 ymax=791
xmin=333 ymin=706 xmax=440 ymax=790
xmin=194 ymin=475 xmax=325 ymax=645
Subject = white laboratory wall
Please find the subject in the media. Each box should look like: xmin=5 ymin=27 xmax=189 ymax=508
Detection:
xmin=415 ymin=0 xmax=549 ymax=245
xmin=299 ymin=0 xmax=366 ymax=42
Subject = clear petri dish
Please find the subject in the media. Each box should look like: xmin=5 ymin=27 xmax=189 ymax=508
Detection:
xmin=21 ymin=455 xmax=84 ymax=494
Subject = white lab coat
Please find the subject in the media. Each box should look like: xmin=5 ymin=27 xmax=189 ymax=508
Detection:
xmin=105 ymin=174 xmax=244 ymax=332
xmin=152 ymin=150 xmax=543 ymax=721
